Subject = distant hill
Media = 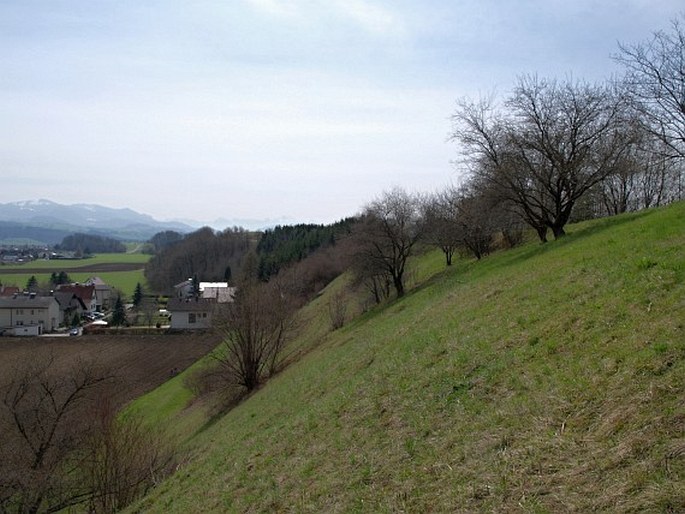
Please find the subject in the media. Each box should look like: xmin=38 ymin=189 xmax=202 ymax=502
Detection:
xmin=0 ymin=221 xmax=73 ymax=246
xmin=0 ymin=200 xmax=195 ymax=244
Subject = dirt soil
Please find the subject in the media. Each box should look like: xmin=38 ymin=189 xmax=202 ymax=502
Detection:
xmin=0 ymin=333 xmax=219 ymax=408
xmin=0 ymin=262 xmax=145 ymax=274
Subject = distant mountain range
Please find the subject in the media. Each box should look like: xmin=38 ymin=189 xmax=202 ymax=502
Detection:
xmin=171 ymin=216 xmax=297 ymax=232
xmin=0 ymin=199 xmax=195 ymax=245
xmin=0 ymin=200 xmax=298 ymax=246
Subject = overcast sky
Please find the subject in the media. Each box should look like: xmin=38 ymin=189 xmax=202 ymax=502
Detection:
xmin=1 ymin=1 xmax=682 ymax=226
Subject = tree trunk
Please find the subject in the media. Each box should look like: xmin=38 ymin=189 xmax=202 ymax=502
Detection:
xmin=551 ymin=224 xmax=566 ymax=238
xmin=393 ymin=274 xmax=405 ymax=298
xmin=551 ymin=202 xmax=574 ymax=239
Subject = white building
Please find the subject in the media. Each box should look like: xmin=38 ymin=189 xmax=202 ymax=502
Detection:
xmin=0 ymin=293 xmax=60 ymax=335
xmin=167 ymin=297 xmax=216 ymax=330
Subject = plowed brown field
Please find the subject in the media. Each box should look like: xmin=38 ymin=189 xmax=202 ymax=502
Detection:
xmin=0 ymin=333 xmax=219 ymax=408
xmin=0 ymin=262 xmax=144 ymax=274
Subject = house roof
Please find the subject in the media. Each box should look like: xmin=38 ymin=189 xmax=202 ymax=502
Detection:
xmin=53 ymin=292 xmax=87 ymax=312
xmin=0 ymin=286 xmax=21 ymax=297
xmin=199 ymin=282 xmax=229 ymax=290
xmin=0 ymin=295 xmax=58 ymax=309
xmin=85 ymin=277 xmax=110 ymax=289
xmin=167 ymin=297 xmax=217 ymax=312
xmin=201 ymin=285 xmax=236 ymax=303
xmin=55 ymin=284 xmax=96 ymax=301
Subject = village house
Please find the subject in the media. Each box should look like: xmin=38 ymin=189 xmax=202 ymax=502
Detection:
xmin=54 ymin=291 xmax=88 ymax=325
xmin=167 ymin=297 xmax=216 ymax=330
xmin=84 ymin=276 xmax=112 ymax=310
xmin=173 ymin=279 xmax=195 ymax=299
xmin=173 ymin=279 xmax=235 ymax=303
xmin=55 ymin=284 xmax=98 ymax=313
xmin=200 ymin=282 xmax=236 ymax=303
xmin=0 ymin=293 xmax=60 ymax=335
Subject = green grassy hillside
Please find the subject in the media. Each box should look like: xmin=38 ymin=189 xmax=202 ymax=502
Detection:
xmin=129 ymin=203 xmax=684 ymax=513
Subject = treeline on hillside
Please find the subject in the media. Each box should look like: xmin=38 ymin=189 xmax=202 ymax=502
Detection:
xmin=143 ymin=220 xmax=356 ymax=295
xmin=445 ymin=15 xmax=684 ymax=243
xmin=144 ymin=227 xmax=252 ymax=293
xmin=145 ymin=230 xmax=184 ymax=254
xmin=348 ymin=15 xmax=685 ymax=305
xmin=256 ymin=219 xmax=355 ymax=280
xmin=56 ymin=233 xmax=126 ymax=254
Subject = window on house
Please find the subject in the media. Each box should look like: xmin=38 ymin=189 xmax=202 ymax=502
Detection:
xmin=189 ymin=313 xmax=196 ymax=324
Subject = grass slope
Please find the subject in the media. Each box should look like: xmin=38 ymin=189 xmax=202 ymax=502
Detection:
xmin=130 ymin=203 xmax=684 ymax=513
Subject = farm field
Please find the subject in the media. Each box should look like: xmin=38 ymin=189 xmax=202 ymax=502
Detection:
xmin=0 ymin=333 xmax=219 ymax=410
xmin=0 ymin=253 xmax=151 ymax=298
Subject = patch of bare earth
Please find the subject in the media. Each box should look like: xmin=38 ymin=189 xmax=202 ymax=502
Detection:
xmin=0 ymin=333 xmax=219 ymax=408
xmin=0 ymin=262 xmax=145 ymax=274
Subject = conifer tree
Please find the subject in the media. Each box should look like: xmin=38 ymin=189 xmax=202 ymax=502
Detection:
xmin=132 ymin=283 xmax=143 ymax=308
xmin=26 ymin=275 xmax=38 ymax=292
xmin=111 ymin=296 xmax=127 ymax=326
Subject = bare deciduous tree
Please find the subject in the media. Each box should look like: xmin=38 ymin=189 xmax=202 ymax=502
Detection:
xmin=328 ymin=289 xmax=348 ymax=330
xmin=352 ymin=187 xmax=423 ymax=298
xmin=138 ymin=296 xmax=159 ymax=328
xmin=453 ymin=187 xmax=498 ymax=260
xmin=452 ymin=76 xmax=632 ymax=241
xmin=0 ymin=355 xmax=112 ymax=513
xmin=213 ymin=257 xmax=296 ymax=392
xmin=615 ymin=14 xmax=685 ymax=160
xmin=0 ymin=356 xmax=173 ymax=514
xmin=84 ymin=396 xmax=173 ymax=514
xmin=422 ymin=190 xmax=462 ymax=266
xmin=349 ymin=233 xmax=392 ymax=306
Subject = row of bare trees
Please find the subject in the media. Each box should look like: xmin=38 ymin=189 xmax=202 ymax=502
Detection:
xmin=347 ymin=184 xmax=522 ymax=306
xmin=449 ymin=15 xmax=684 ymax=244
xmin=451 ymin=77 xmax=681 ymax=243
xmin=349 ymin=15 xmax=684 ymax=304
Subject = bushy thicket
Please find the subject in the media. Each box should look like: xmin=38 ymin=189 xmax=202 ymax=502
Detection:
xmin=144 ymin=227 xmax=252 ymax=293
xmin=147 ymin=230 xmax=184 ymax=254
